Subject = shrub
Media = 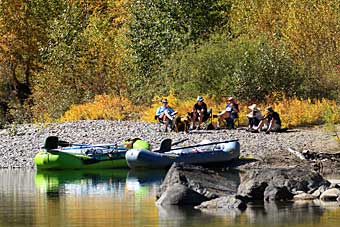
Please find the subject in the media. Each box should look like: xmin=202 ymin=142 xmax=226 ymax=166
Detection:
xmin=143 ymin=93 xmax=339 ymax=128
xmin=59 ymin=95 xmax=140 ymax=122
xmin=161 ymin=34 xmax=303 ymax=102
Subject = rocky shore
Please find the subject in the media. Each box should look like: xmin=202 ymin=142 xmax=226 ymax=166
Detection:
xmin=156 ymin=163 xmax=340 ymax=211
xmin=0 ymin=120 xmax=339 ymax=173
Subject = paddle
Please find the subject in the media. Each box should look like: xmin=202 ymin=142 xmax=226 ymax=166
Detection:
xmin=171 ymin=138 xmax=189 ymax=146
xmin=168 ymin=139 xmax=239 ymax=151
xmin=43 ymin=136 xmax=125 ymax=151
xmin=59 ymin=141 xmax=118 ymax=149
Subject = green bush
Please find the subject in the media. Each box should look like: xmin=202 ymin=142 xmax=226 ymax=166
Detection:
xmin=161 ymin=35 xmax=304 ymax=101
xmin=126 ymin=0 xmax=231 ymax=103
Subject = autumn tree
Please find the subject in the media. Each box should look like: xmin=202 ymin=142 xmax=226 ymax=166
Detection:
xmin=229 ymin=0 xmax=340 ymax=99
xmin=0 ymin=0 xmax=67 ymax=124
xmin=31 ymin=0 xmax=130 ymax=120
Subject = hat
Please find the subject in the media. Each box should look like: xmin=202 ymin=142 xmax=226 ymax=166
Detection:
xmin=227 ymin=96 xmax=234 ymax=101
xmin=161 ymin=99 xmax=168 ymax=103
xmin=266 ymin=106 xmax=274 ymax=113
xmin=248 ymin=104 xmax=258 ymax=111
xmin=197 ymin=96 xmax=204 ymax=102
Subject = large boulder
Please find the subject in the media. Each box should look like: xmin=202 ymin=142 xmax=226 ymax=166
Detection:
xmin=263 ymin=185 xmax=294 ymax=201
xmin=156 ymin=163 xmax=240 ymax=205
xmin=237 ymin=167 xmax=330 ymax=201
xmin=156 ymin=183 xmax=207 ymax=205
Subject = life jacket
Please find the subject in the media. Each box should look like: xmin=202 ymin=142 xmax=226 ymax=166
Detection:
xmin=132 ymin=139 xmax=151 ymax=150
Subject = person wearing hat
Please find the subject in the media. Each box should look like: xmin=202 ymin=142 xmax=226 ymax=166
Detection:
xmin=155 ymin=99 xmax=177 ymax=132
xmin=191 ymin=96 xmax=208 ymax=130
xmin=246 ymin=104 xmax=264 ymax=130
xmin=217 ymin=96 xmax=239 ymax=129
xmin=255 ymin=106 xmax=281 ymax=134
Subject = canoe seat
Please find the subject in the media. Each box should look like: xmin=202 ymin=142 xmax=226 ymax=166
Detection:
xmin=157 ymin=138 xmax=172 ymax=153
xmin=43 ymin=136 xmax=59 ymax=150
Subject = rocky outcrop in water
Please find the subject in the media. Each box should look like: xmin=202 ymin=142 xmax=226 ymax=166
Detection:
xmin=156 ymin=163 xmax=238 ymax=206
xmin=156 ymin=163 xmax=336 ymax=211
xmin=237 ymin=167 xmax=330 ymax=201
xmin=237 ymin=167 xmax=330 ymax=200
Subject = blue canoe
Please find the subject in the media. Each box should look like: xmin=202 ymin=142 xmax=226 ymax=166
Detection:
xmin=125 ymin=140 xmax=240 ymax=169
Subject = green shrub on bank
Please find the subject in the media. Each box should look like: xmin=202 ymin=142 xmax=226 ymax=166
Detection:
xmin=160 ymin=35 xmax=304 ymax=101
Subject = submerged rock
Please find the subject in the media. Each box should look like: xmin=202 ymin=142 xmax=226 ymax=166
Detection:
xmin=320 ymin=188 xmax=340 ymax=201
xmin=195 ymin=195 xmax=247 ymax=211
xmin=293 ymin=192 xmax=318 ymax=200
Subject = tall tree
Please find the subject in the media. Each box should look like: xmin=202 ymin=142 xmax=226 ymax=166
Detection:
xmin=0 ymin=0 xmax=65 ymax=122
xmin=229 ymin=0 xmax=340 ymax=98
xmin=31 ymin=0 xmax=130 ymax=120
xmin=126 ymin=0 xmax=231 ymax=102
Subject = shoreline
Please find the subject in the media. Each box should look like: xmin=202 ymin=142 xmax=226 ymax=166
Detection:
xmin=0 ymin=120 xmax=339 ymax=173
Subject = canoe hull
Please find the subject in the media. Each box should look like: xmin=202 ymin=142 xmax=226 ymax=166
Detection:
xmin=34 ymin=150 xmax=127 ymax=170
xmin=125 ymin=141 xmax=240 ymax=169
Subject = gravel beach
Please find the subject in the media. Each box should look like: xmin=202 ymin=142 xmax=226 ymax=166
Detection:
xmin=0 ymin=120 xmax=339 ymax=172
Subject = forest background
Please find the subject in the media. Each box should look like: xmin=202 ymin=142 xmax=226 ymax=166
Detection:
xmin=0 ymin=0 xmax=339 ymax=128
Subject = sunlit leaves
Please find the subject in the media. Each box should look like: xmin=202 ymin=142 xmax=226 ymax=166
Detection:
xmin=229 ymin=0 xmax=340 ymax=99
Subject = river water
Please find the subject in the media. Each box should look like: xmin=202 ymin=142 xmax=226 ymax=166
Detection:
xmin=1 ymin=169 xmax=340 ymax=227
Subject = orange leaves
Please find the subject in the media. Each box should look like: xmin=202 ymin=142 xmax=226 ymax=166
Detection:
xmin=59 ymin=94 xmax=139 ymax=122
xmin=142 ymin=93 xmax=339 ymax=128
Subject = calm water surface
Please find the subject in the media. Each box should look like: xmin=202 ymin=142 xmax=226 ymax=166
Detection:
xmin=1 ymin=169 xmax=340 ymax=227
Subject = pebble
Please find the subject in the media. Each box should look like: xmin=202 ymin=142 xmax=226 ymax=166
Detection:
xmin=0 ymin=120 xmax=337 ymax=169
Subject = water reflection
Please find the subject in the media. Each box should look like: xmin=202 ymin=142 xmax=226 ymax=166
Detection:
xmin=35 ymin=169 xmax=128 ymax=196
xmin=1 ymin=169 xmax=340 ymax=227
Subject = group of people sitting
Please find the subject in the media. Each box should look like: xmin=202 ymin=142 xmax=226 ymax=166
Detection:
xmin=155 ymin=96 xmax=282 ymax=134
xmin=246 ymin=104 xmax=282 ymax=134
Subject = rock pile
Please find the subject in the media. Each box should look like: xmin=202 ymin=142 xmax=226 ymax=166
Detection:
xmin=156 ymin=163 xmax=340 ymax=212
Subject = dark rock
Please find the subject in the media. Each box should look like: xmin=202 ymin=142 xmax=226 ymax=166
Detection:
xmin=156 ymin=163 xmax=240 ymax=205
xmin=237 ymin=167 xmax=330 ymax=201
xmin=195 ymin=195 xmax=247 ymax=211
xmin=264 ymin=185 xmax=294 ymax=201
xmin=156 ymin=183 xmax=207 ymax=205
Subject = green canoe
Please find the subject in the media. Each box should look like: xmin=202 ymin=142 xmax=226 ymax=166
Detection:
xmin=34 ymin=148 xmax=128 ymax=170
xmin=34 ymin=136 xmax=153 ymax=170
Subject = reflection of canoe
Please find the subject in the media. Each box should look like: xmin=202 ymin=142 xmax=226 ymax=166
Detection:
xmin=34 ymin=144 xmax=128 ymax=170
xmin=125 ymin=141 xmax=240 ymax=169
xmin=127 ymin=169 xmax=167 ymax=184
xmin=34 ymin=169 xmax=129 ymax=193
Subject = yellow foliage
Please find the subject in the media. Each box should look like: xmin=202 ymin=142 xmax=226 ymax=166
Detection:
xmin=59 ymin=95 xmax=140 ymax=122
xmin=51 ymin=92 xmax=339 ymax=129
xmin=266 ymin=97 xmax=339 ymax=128
xmin=142 ymin=93 xmax=339 ymax=128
